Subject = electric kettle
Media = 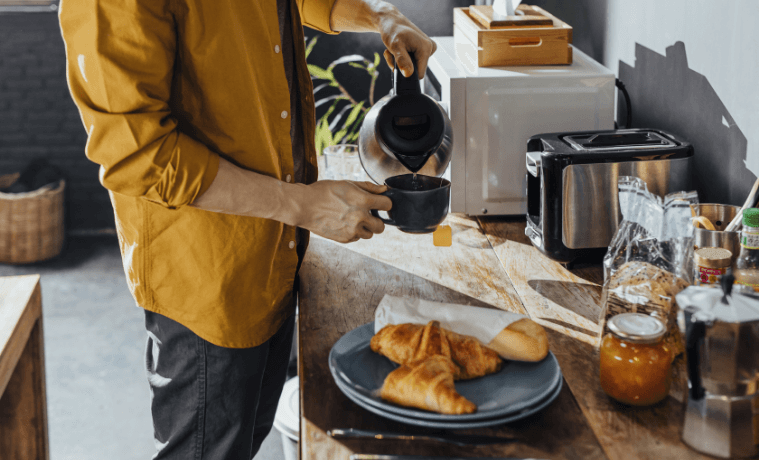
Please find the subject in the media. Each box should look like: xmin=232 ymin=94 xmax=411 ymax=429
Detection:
xmin=358 ymin=54 xmax=453 ymax=185
xmin=676 ymin=278 xmax=759 ymax=459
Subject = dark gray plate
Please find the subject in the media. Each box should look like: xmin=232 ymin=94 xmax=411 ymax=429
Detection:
xmin=335 ymin=372 xmax=563 ymax=429
xmin=329 ymin=322 xmax=562 ymax=422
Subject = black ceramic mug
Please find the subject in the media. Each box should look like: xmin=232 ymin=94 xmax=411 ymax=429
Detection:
xmin=371 ymin=174 xmax=451 ymax=234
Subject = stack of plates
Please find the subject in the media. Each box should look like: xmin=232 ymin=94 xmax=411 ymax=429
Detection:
xmin=329 ymin=322 xmax=563 ymax=429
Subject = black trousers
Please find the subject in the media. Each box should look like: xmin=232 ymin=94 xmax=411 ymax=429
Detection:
xmin=143 ymin=309 xmax=295 ymax=460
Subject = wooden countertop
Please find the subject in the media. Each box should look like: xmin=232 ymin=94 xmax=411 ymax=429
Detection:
xmin=298 ymin=214 xmax=708 ymax=460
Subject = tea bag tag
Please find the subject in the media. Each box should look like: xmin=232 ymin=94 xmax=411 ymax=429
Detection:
xmin=433 ymin=225 xmax=452 ymax=247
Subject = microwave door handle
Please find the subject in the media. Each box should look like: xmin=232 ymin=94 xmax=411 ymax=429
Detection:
xmin=526 ymin=151 xmax=543 ymax=177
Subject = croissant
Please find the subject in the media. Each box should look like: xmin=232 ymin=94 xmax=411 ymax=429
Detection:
xmin=371 ymin=321 xmax=501 ymax=380
xmin=379 ymin=355 xmax=477 ymax=415
xmin=371 ymin=321 xmax=430 ymax=365
xmin=442 ymin=329 xmax=503 ymax=380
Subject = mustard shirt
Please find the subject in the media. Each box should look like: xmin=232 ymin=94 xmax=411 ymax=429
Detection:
xmin=59 ymin=0 xmax=339 ymax=348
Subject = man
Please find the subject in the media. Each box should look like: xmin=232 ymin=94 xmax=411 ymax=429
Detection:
xmin=59 ymin=0 xmax=436 ymax=458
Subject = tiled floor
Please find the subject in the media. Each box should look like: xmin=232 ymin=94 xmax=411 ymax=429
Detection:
xmin=0 ymin=236 xmax=286 ymax=460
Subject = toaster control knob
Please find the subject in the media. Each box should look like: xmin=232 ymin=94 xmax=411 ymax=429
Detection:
xmin=482 ymin=208 xmax=488 ymax=215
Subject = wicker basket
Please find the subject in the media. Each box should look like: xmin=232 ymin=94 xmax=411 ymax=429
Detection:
xmin=0 ymin=173 xmax=65 ymax=264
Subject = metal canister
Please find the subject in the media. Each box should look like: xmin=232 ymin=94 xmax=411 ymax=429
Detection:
xmin=692 ymin=204 xmax=741 ymax=264
xmin=694 ymin=247 xmax=732 ymax=286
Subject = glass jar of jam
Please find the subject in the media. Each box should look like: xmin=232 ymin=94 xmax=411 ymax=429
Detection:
xmin=599 ymin=313 xmax=672 ymax=406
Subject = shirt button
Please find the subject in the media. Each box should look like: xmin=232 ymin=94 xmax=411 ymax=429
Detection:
xmin=281 ymin=110 xmax=288 ymax=119
xmin=274 ymin=45 xmax=281 ymax=53
xmin=289 ymin=241 xmax=295 ymax=249
xmin=285 ymin=174 xmax=292 ymax=183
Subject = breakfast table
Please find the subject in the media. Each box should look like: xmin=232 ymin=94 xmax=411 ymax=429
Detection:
xmin=297 ymin=213 xmax=713 ymax=460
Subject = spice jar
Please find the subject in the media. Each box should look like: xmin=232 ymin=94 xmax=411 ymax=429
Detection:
xmin=599 ymin=313 xmax=672 ymax=406
xmin=694 ymin=247 xmax=732 ymax=286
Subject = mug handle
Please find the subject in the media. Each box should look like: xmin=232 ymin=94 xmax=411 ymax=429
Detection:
xmin=370 ymin=190 xmax=396 ymax=226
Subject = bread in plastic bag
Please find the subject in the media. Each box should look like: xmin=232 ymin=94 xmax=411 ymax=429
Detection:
xmin=599 ymin=177 xmax=698 ymax=358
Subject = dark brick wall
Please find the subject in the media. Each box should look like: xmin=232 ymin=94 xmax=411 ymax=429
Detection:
xmin=0 ymin=11 xmax=113 ymax=231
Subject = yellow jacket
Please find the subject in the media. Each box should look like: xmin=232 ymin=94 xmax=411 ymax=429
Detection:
xmin=59 ymin=0 xmax=338 ymax=347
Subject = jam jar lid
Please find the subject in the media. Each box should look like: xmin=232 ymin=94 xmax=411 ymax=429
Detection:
xmin=607 ymin=313 xmax=666 ymax=344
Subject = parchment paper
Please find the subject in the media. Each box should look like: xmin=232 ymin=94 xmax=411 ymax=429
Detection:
xmin=374 ymin=295 xmax=525 ymax=344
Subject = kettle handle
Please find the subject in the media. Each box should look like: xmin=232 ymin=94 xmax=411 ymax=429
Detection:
xmin=685 ymin=311 xmax=707 ymax=400
xmin=394 ymin=52 xmax=420 ymax=96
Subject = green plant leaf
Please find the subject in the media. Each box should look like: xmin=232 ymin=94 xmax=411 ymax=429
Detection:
xmin=348 ymin=62 xmax=366 ymax=70
xmin=342 ymin=101 xmax=364 ymax=130
xmin=346 ymin=110 xmax=368 ymax=141
xmin=329 ymin=102 xmax=354 ymax=131
xmin=314 ymin=118 xmax=334 ymax=156
xmin=323 ymin=98 xmax=341 ymax=119
xmin=373 ymin=52 xmax=381 ymax=69
xmin=346 ymin=131 xmax=360 ymax=143
xmin=307 ymin=64 xmax=333 ymax=81
xmin=305 ymin=36 xmax=318 ymax=59
xmin=333 ymin=128 xmax=348 ymax=145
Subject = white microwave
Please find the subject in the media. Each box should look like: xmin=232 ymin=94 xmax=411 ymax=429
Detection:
xmin=424 ymin=37 xmax=616 ymax=216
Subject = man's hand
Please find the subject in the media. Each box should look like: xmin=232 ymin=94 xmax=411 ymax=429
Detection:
xmin=330 ymin=0 xmax=437 ymax=79
xmin=377 ymin=9 xmax=437 ymax=80
xmin=293 ymin=180 xmax=392 ymax=243
xmin=190 ymin=157 xmax=391 ymax=244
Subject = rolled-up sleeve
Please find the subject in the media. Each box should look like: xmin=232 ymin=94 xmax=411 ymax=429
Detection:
xmin=297 ymin=0 xmax=340 ymax=34
xmin=60 ymin=0 xmax=219 ymax=209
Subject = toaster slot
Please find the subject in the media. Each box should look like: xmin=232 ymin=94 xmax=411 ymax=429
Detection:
xmin=563 ymin=130 xmax=677 ymax=152
xmin=527 ymin=172 xmax=541 ymax=227
xmin=526 ymin=150 xmax=542 ymax=178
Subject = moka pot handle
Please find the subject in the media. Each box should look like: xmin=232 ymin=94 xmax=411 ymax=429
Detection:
xmin=685 ymin=311 xmax=707 ymax=401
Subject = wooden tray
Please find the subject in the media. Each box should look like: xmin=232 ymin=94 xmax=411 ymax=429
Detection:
xmin=453 ymin=6 xmax=573 ymax=67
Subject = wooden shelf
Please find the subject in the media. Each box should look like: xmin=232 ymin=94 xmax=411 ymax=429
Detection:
xmin=0 ymin=275 xmax=49 ymax=460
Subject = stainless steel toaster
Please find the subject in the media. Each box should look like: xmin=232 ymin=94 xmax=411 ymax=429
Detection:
xmin=525 ymin=129 xmax=694 ymax=264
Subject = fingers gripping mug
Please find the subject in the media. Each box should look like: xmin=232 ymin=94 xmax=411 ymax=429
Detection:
xmin=370 ymin=174 xmax=451 ymax=234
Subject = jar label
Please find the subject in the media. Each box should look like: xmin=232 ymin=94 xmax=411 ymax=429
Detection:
xmin=695 ymin=266 xmax=727 ymax=285
xmin=741 ymin=229 xmax=759 ymax=249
